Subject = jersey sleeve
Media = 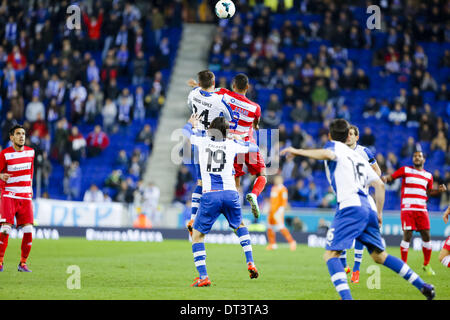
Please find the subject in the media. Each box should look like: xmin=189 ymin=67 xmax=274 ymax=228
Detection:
xmin=220 ymin=95 xmax=233 ymax=121
xmin=323 ymin=141 xmax=338 ymax=161
xmin=0 ymin=151 xmax=5 ymax=173
xmin=427 ymin=174 xmax=434 ymax=191
xmin=254 ymin=103 xmax=261 ymax=119
xmin=366 ymin=160 xmax=381 ymax=185
xmin=363 ymin=147 xmax=376 ymax=165
xmin=391 ymin=166 xmax=405 ymax=180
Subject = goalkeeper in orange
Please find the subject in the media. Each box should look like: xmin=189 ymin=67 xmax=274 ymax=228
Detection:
xmin=266 ymin=175 xmax=297 ymax=251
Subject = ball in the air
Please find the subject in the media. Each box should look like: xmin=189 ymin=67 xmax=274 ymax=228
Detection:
xmin=215 ymin=0 xmax=236 ymax=19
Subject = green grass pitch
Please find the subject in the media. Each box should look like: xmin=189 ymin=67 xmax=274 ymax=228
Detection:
xmin=0 ymin=238 xmax=448 ymax=300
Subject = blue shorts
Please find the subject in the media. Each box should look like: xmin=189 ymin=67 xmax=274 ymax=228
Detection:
xmin=326 ymin=196 xmax=385 ymax=253
xmin=193 ymin=190 xmax=242 ymax=234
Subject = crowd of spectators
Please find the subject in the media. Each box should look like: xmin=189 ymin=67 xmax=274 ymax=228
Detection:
xmin=195 ymin=0 xmax=450 ymax=210
xmin=0 ymin=0 xmax=181 ymax=207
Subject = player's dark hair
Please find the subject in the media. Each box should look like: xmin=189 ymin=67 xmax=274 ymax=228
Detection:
xmin=232 ymin=73 xmax=249 ymax=91
xmin=9 ymin=124 xmax=25 ymax=136
xmin=329 ymin=119 xmax=350 ymax=143
xmin=209 ymin=117 xmax=229 ymax=140
xmin=197 ymin=70 xmax=215 ymax=89
xmin=349 ymin=125 xmax=359 ymax=137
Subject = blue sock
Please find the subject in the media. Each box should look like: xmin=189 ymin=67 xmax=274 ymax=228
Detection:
xmin=191 ymin=185 xmax=202 ymax=220
xmin=236 ymin=227 xmax=254 ymax=264
xmin=340 ymin=250 xmax=348 ymax=268
xmin=192 ymin=242 xmax=208 ymax=279
xmin=383 ymin=254 xmax=425 ymax=291
xmin=327 ymin=257 xmax=352 ymax=300
xmin=353 ymin=240 xmax=364 ymax=272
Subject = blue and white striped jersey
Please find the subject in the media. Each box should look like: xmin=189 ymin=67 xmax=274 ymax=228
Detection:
xmin=183 ymin=123 xmax=257 ymax=193
xmin=187 ymin=87 xmax=233 ymax=132
xmin=324 ymin=141 xmax=381 ymax=209
xmin=353 ymin=144 xmax=376 ymax=165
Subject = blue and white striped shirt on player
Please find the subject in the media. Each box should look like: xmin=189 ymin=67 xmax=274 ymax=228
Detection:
xmin=323 ymin=140 xmax=380 ymax=210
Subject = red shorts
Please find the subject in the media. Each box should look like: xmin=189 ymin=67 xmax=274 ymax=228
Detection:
xmin=401 ymin=210 xmax=430 ymax=231
xmin=234 ymin=151 xmax=266 ymax=178
xmin=0 ymin=196 xmax=34 ymax=226
xmin=443 ymin=236 xmax=450 ymax=251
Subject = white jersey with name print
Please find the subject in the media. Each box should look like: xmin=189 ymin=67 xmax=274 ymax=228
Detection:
xmin=324 ymin=141 xmax=381 ymax=210
xmin=190 ymin=135 xmax=250 ymax=193
xmin=187 ymin=87 xmax=233 ymax=132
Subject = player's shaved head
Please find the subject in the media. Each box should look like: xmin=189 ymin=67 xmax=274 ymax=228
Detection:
xmin=232 ymin=73 xmax=249 ymax=91
xmin=197 ymin=70 xmax=215 ymax=89
xmin=209 ymin=116 xmax=229 ymax=140
xmin=329 ymin=119 xmax=350 ymax=143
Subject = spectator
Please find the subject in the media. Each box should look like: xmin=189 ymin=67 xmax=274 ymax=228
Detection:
xmin=437 ymin=83 xmax=449 ymax=101
xmin=83 ymin=184 xmax=104 ymax=202
xmin=68 ymin=126 xmax=86 ymax=162
xmin=354 ymin=69 xmax=370 ymax=89
xmin=115 ymin=180 xmax=135 ymax=204
xmin=267 ymin=93 xmax=282 ymax=113
xmin=134 ymin=86 xmax=146 ymax=122
xmin=388 ymin=103 xmax=407 ymax=125
xmin=401 ymin=137 xmax=417 ymax=158
xmin=420 ymin=71 xmax=438 ymax=92
xmin=86 ymin=125 xmax=110 ymax=157
xmin=431 ymin=130 xmax=448 ymax=152
xmin=70 ymin=80 xmax=87 ymax=124
xmin=320 ymin=188 xmax=337 ymax=209
xmin=136 ymin=124 xmax=153 ymax=148
xmin=117 ymin=88 xmax=134 ymax=126
xmin=311 ymin=79 xmax=328 ymax=106
xmin=9 ymin=90 xmax=24 ymax=120
xmin=7 ymin=45 xmax=27 ymax=71
xmin=132 ymin=50 xmax=147 ymax=86
xmin=288 ymin=179 xmax=308 ymax=202
xmin=419 ymin=123 xmax=433 ymax=142
xmin=297 ymin=160 xmax=312 ymax=180
xmin=261 ymin=110 xmax=281 ymax=129
xmin=406 ymin=105 xmax=421 ymax=128
xmin=290 ymin=100 xmax=308 ymax=123
xmin=101 ymin=98 xmax=118 ymax=134
xmin=82 ymin=8 xmax=104 ymax=51
xmin=140 ymin=181 xmax=161 ymax=226
xmin=1 ymin=111 xmax=17 ymax=145
xmin=105 ymin=169 xmax=123 ymax=191
xmin=362 ymin=97 xmax=379 ymax=119
xmin=386 ymin=152 xmax=400 ymax=171
xmin=289 ymin=124 xmax=306 ymax=149
xmin=25 ymin=96 xmax=45 ymax=123
xmin=116 ymin=149 xmax=129 ymax=167
xmin=338 ymin=67 xmax=355 ymax=90
xmin=63 ymin=161 xmax=82 ymax=200
xmin=174 ymin=165 xmax=192 ymax=203
xmin=360 ymin=127 xmax=376 ymax=148
xmin=281 ymin=154 xmax=296 ymax=181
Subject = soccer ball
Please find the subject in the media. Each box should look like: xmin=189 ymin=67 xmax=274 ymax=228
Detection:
xmin=215 ymin=0 xmax=236 ymax=19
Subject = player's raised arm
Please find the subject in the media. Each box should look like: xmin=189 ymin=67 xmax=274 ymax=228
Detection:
xmin=280 ymin=147 xmax=336 ymax=161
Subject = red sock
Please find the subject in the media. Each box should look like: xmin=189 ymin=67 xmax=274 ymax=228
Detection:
xmin=400 ymin=240 xmax=409 ymax=263
xmin=20 ymin=233 xmax=32 ymax=264
xmin=422 ymin=241 xmax=432 ymax=266
xmin=0 ymin=233 xmax=9 ymax=264
xmin=251 ymin=176 xmax=266 ymax=197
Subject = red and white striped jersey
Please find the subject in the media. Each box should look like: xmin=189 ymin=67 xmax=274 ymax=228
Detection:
xmin=0 ymin=146 xmax=35 ymax=200
xmin=391 ymin=166 xmax=433 ymax=212
xmin=215 ymin=88 xmax=261 ymax=143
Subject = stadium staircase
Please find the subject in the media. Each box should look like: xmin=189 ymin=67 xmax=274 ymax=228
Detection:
xmin=143 ymin=23 xmax=216 ymax=226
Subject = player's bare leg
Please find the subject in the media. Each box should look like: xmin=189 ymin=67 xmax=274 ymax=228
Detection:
xmin=419 ymin=229 xmax=435 ymax=275
xmin=235 ymin=222 xmax=258 ymax=279
xmin=17 ymin=223 xmax=33 ymax=272
xmin=0 ymin=223 xmax=12 ymax=272
xmin=400 ymin=230 xmax=413 ymax=263
xmin=190 ymin=229 xmax=211 ymax=287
